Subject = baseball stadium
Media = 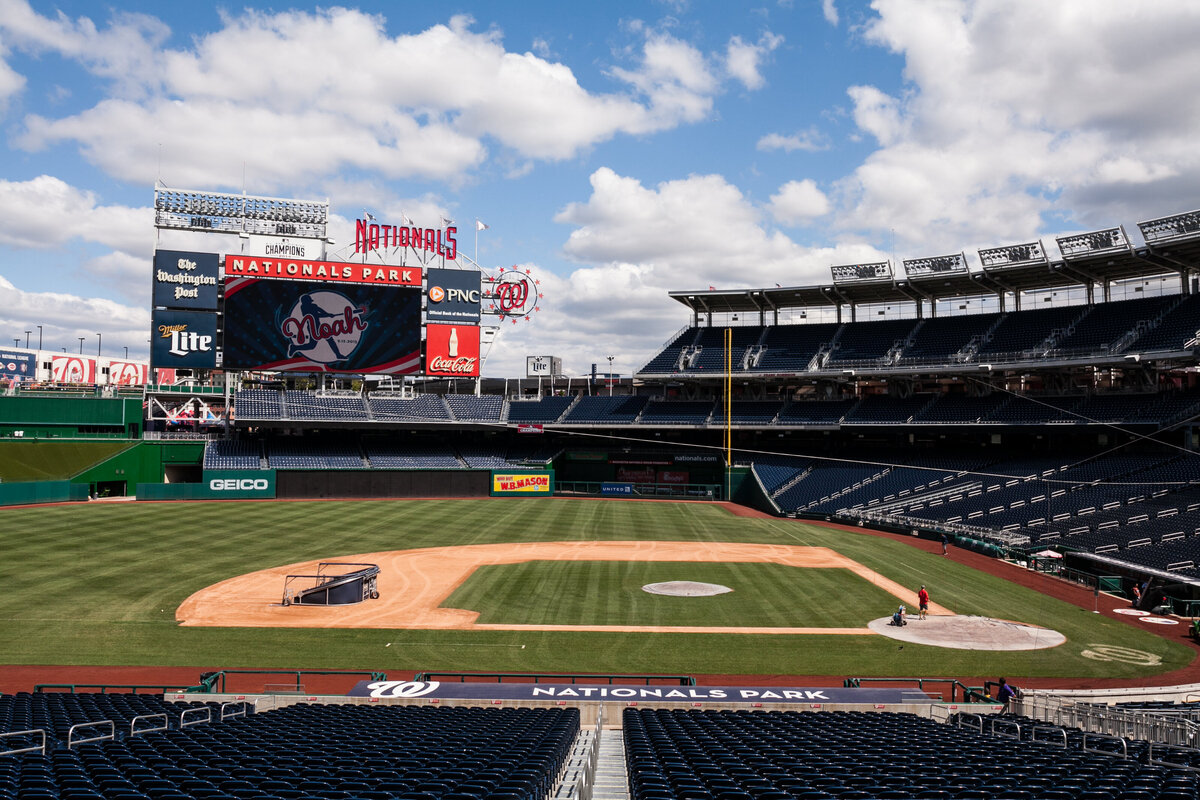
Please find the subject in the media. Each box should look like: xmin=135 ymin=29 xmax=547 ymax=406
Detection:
xmin=2 ymin=190 xmax=1200 ymax=799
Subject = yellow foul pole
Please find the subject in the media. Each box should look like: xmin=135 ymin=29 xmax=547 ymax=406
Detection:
xmin=725 ymin=326 xmax=732 ymax=500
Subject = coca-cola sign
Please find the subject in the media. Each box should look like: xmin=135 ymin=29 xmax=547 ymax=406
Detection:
xmin=425 ymin=324 xmax=480 ymax=377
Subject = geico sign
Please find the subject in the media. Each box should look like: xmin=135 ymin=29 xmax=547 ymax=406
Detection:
xmin=209 ymin=478 xmax=270 ymax=491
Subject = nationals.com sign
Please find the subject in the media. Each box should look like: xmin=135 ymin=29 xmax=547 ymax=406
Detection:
xmin=425 ymin=324 xmax=480 ymax=377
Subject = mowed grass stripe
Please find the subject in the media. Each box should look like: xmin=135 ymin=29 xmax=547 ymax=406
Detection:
xmin=447 ymin=562 xmax=894 ymax=627
xmin=0 ymin=498 xmax=1188 ymax=679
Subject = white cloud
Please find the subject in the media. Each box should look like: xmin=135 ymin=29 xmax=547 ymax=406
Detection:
xmin=822 ymin=0 xmax=840 ymax=26
xmin=523 ymin=167 xmax=884 ymax=376
xmin=724 ymin=31 xmax=784 ymax=91
xmin=7 ymin=6 xmax=733 ymax=188
xmin=0 ymin=175 xmax=149 ymax=255
xmin=0 ymin=43 xmax=25 ymax=111
xmin=757 ymin=127 xmax=829 ymax=152
xmin=835 ymin=0 xmax=1200 ymax=246
xmin=0 ymin=0 xmax=169 ymax=97
xmin=769 ymin=179 xmax=830 ymax=224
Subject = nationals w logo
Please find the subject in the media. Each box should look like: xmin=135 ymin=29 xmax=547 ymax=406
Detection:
xmin=484 ymin=267 xmax=543 ymax=323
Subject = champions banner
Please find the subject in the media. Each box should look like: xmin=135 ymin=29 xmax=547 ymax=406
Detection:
xmin=348 ymin=681 xmax=935 ymax=704
xmin=223 ymin=277 xmax=422 ymax=374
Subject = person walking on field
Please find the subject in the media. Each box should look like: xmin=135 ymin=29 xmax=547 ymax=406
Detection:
xmin=917 ymin=584 xmax=930 ymax=620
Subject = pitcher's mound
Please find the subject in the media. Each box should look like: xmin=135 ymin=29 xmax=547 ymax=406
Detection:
xmin=643 ymin=581 xmax=733 ymax=597
xmin=869 ymin=615 xmax=1065 ymax=651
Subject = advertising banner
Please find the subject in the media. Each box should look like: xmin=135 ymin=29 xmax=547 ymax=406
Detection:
xmin=424 ymin=324 xmax=480 ymax=377
xmin=526 ymin=355 xmax=561 ymax=377
xmin=243 ymin=235 xmax=325 ymax=261
xmin=601 ymin=482 xmax=633 ymax=496
xmin=348 ymin=681 xmax=933 ymax=704
xmin=154 ymin=368 xmax=177 ymax=384
xmin=657 ymin=470 xmax=689 ymax=485
xmin=223 ymin=277 xmax=421 ymax=374
xmin=138 ymin=470 xmax=277 ymax=501
xmin=50 ymin=355 xmax=96 ymax=383
xmin=151 ymin=309 xmax=219 ymax=369
xmin=152 ymin=250 xmax=220 ymax=310
xmin=616 ymin=466 xmax=655 ymax=483
xmin=490 ymin=471 xmax=554 ymax=496
xmin=225 ymin=255 xmax=421 ymax=288
xmin=0 ymin=351 xmax=35 ymax=381
xmin=106 ymin=361 xmax=149 ymax=386
xmin=426 ymin=268 xmax=481 ymax=322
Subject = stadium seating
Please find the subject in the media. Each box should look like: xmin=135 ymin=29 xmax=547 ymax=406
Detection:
xmin=202 ymin=440 xmax=261 ymax=470
xmin=369 ymin=395 xmax=452 ymax=423
xmin=0 ymin=701 xmax=579 ymax=800
xmin=641 ymin=328 xmax=701 ymax=373
xmin=639 ymin=401 xmax=715 ymax=425
xmin=563 ymin=395 xmax=649 ymax=424
xmin=363 ymin=441 xmax=463 ymax=469
xmin=826 ymin=318 xmax=917 ymax=365
xmin=506 ymin=397 xmax=574 ymax=423
xmin=232 ymin=390 xmax=282 ymax=420
xmin=624 ymin=707 xmax=1200 ymax=800
xmin=896 ymin=313 xmax=1002 ymax=364
xmin=266 ymin=439 xmax=363 ymax=469
xmin=445 ymin=394 xmax=505 ymax=422
xmin=284 ymin=391 xmax=369 ymax=421
xmin=751 ymin=323 xmax=840 ymax=372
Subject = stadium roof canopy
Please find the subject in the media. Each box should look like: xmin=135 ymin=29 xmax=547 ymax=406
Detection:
xmin=669 ymin=209 xmax=1200 ymax=317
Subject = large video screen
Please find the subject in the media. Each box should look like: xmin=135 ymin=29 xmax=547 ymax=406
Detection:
xmin=223 ymin=277 xmax=422 ymax=373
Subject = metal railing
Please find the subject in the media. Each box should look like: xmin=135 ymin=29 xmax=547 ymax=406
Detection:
xmin=0 ymin=729 xmax=46 ymax=756
xmin=1021 ymin=694 xmax=1200 ymax=747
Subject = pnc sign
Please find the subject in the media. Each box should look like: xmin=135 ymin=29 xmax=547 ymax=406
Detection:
xmin=426 ymin=268 xmax=482 ymax=323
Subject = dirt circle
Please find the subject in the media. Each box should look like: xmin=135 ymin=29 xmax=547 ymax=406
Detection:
xmin=643 ymin=581 xmax=733 ymax=597
xmin=868 ymin=615 xmax=1066 ymax=651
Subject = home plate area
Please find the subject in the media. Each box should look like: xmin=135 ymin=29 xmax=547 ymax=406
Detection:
xmin=868 ymin=615 xmax=1066 ymax=651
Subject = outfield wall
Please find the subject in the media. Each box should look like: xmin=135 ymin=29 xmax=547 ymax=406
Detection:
xmin=277 ymin=469 xmax=492 ymax=499
xmin=0 ymin=480 xmax=89 ymax=506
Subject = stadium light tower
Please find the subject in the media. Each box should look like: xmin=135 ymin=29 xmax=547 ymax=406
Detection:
xmin=607 ymin=355 xmax=615 ymax=396
xmin=77 ymin=337 xmax=84 ymax=354
xmin=12 ymin=338 xmax=17 ymax=347
xmin=37 ymin=325 xmax=42 ymax=351
xmin=24 ymin=330 xmax=30 ymax=348
xmin=96 ymin=332 xmax=102 ymax=357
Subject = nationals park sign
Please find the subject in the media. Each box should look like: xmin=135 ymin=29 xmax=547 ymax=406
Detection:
xmin=349 ymin=681 xmax=934 ymax=704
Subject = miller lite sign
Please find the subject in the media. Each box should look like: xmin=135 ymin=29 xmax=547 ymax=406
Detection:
xmin=425 ymin=324 xmax=480 ymax=377
xmin=150 ymin=309 xmax=218 ymax=369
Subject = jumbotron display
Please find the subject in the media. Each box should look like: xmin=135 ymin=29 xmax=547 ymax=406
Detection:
xmin=222 ymin=277 xmax=422 ymax=374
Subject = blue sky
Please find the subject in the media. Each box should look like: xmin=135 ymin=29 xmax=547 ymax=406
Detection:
xmin=0 ymin=0 xmax=1198 ymax=375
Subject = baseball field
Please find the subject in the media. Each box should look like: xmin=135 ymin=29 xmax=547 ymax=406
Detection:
xmin=0 ymin=497 xmax=1190 ymax=684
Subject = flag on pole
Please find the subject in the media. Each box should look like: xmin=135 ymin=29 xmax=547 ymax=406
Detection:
xmin=441 ymin=216 xmax=455 ymax=228
xmin=476 ymin=220 xmax=489 ymax=231
xmin=402 ymin=214 xmax=415 ymax=226
xmin=363 ymin=210 xmax=376 ymax=221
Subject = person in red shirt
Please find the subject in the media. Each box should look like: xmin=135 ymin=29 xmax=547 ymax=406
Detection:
xmin=917 ymin=585 xmax=930 ymax=620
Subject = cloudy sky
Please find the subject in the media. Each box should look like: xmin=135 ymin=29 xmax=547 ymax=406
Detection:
xmin=1 ymin=0 xmax=1198 ymax=376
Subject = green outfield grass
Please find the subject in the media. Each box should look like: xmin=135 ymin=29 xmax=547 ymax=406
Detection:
xmin=0 ymin=498 xmax=1188 ymax=680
